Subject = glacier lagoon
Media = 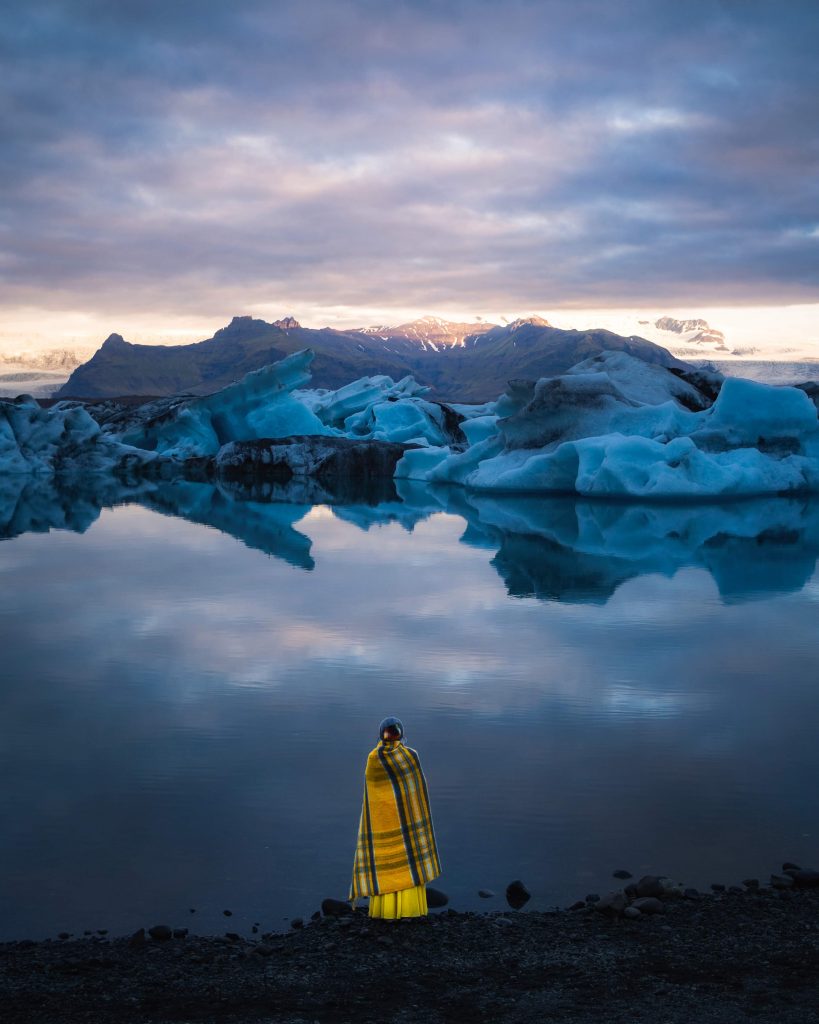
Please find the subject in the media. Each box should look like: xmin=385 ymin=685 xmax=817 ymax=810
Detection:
xmin=1 ymin=480 xmax=818 ymax=940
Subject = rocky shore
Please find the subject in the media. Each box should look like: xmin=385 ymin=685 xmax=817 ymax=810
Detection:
xmin=2 ymin=866 xmax=819 ymax=1024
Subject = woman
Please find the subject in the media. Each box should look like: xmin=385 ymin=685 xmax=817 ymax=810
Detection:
xmin=350 ymin=717 xmax=441 ymax=918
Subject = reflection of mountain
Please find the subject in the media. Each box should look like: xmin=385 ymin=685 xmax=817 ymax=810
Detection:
xmin=3 ymin=477 xmax=819 ymax=604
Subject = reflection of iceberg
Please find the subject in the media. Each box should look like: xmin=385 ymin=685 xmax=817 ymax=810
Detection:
xmin=0 ymin=474 xmax=151 ymax=540
xmin=2 ymin=473 xmax=819 ymax=604
xmin=139 ymin=482 xmax=316 ymax=571
xmin=393 ymin=480 xmax=819 ymax=604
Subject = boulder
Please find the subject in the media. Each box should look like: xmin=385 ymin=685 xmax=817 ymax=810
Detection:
xmin=623 ymin=906 xmax=642 ymax=920
xmin=792 ymin=869 xmax=819 ymax=888
xmin=148 ymin=925 xmax=172 ymax=941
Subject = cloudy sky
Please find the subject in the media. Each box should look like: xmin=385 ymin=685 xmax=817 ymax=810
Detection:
xmin=1 ymin=0 xmax=818 ymax=352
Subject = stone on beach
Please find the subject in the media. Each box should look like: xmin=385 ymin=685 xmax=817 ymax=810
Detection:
xmin=505 ymin=880 xmax=531 ymax=910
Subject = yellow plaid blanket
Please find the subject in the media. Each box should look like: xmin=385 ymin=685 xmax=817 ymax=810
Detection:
xmin=350 ymin=740 xmax=441 ymax=899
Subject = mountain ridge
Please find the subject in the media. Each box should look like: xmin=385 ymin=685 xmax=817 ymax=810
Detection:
xmin=58 ymin=315 xmax=685 ymax=403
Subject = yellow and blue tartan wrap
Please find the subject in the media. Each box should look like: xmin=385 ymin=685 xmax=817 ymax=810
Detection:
xmin=350 ymin=740 xmax=441 ymax=899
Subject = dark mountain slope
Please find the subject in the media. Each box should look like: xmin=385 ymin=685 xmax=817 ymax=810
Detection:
xmin=58 ymin=316 xmax=684 ymax=401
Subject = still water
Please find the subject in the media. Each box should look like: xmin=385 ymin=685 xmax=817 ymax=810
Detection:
xmin=1 ymin=478 xmax=818 ymax=940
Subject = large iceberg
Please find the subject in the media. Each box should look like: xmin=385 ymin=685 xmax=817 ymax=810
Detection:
xmin=396 ymin=353 xmax=819 ymax=498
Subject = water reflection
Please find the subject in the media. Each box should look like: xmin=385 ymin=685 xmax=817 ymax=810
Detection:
xmin=3 ymin=475 xmax=818 ymax=603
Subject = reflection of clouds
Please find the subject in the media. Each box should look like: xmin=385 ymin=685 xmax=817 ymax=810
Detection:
xmin=1 ymin=489 xmax=819 ymax=939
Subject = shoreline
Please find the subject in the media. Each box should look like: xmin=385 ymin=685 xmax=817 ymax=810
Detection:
xmin=3 ymin=872 xmax=818 ymax=1023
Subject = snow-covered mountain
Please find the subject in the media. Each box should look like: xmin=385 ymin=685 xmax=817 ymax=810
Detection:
xmin=634 ymin=316 xmax=729 ymax=358
xmin=0 ymin=348 xmax=94 ymax=397
xmin=357 ymin=315 xmax=495 ymax=350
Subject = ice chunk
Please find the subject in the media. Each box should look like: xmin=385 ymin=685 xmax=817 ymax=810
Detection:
xmin=118 ymin=350 xmax=332 ymax=458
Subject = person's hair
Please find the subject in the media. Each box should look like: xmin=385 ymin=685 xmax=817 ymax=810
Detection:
xmin=378 ymin=716 xmax=404 ymax=741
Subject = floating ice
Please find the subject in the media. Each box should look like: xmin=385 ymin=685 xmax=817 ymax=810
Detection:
xmin=396 ymin=357 xmax=819 ymax=498
xmin=118 ymin=350 xmax=331 ymax=458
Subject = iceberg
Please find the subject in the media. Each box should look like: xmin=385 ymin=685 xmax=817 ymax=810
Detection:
xmin=116 ymin=350 xmax=331 ymax=458
xmin=397 ymin=355 xmax=819 ymax=499
xmin=0 ymin=394 xmax=155 ymax=478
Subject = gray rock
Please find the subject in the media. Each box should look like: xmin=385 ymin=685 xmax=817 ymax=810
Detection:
xmin=58 ymin=932 xmax=70 ymax=941
xmin=771 ymin=874 xmax=794 ymax=889
xmin=634 ymin=875 xmax=664 ymax=898
xmin=225 ymin=932 xmax=242 ymax=941
xmin=613 ymin=870 xmax=632 ymax=880
xmin=478 ymin=889 xmax=495 ymax=899
xmin=290 ymin=918 xmax=304 ymax=930
xmin=623 ymin=906 xmax=642 ymax=920
xmin=743 ymin=878 xmax=760 ymax=889
xmin=128 ymin=928 xmax=146 ymax=949
xmin=595 ymin=892 xmax=627 ymax=915
xmin=792 ymin=869 xmax=819 ymax=888
xmin=505 ymin=880 xmax=531 ymax=910
xmin=684 ymin=888 xmax=702 ymax=900
xmin=782 ymin=862 xmax=801 ymax=873
xmin=569 ymin=901 xmax=586 ymax=911
xmin=321 ymin=898 xmax=353 ymax=917
xmin=426 ymin=887 xmax=449 ymax=908
xmin=495 ymin=916 xmax=515 ymax=927
xmin=630 ymin=897 xmax=664 ymax=915
xmin=148 ymin=925 xmax=173 ymax=941
xmin=251 ymin=944 xmax=274 ymax=957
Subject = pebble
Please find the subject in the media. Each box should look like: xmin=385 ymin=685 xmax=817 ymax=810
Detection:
xmin=623 ymin=907 xmax=641 ymax=920
xmin=173 ymin=928 xmax=188 ymax=939
xmin=478 ymin=889 xmax=495 ymax=898
xmin=148 ymin=925 xmax=172 ymax=942
xmin=222 ymin=910 xmax=233 ymax=917
xmin=57 ymin=932 xmax=70 ymax=941
xmin=495 ymin=917 xmax=515 ymax=927
xmin=291 ymin=918 xmax=304 ymax=930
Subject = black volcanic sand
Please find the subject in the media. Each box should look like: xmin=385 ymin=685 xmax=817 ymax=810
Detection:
xmin=2 ymin=889 xmax=819 ymax=1023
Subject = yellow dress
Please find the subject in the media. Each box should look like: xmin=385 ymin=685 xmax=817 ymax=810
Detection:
xmin=369 ymin=882 xmax=428 ymax=919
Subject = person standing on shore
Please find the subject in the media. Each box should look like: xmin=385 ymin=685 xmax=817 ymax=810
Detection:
xmin=350 ymin=717 xmax=441 ymax=918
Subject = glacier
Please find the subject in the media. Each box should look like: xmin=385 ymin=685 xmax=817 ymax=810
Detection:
xmin=3 ymin=345 xmax=819 ymax=500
